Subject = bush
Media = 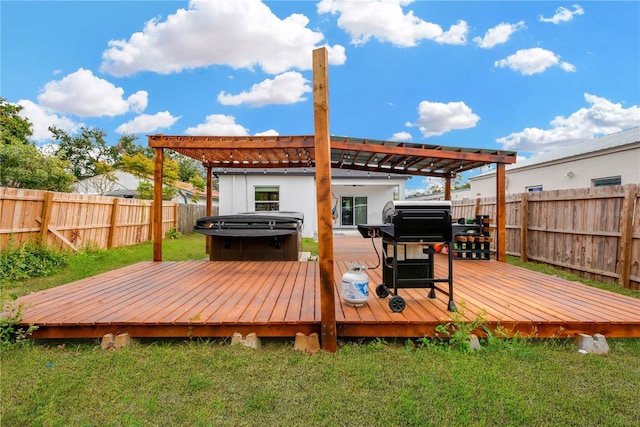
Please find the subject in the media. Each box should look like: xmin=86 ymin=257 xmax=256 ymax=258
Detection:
xmin=0 ymin=240 xmax=68 ymax=282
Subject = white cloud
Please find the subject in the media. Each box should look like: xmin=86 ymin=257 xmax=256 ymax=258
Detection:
xmin=217 ymin=72 xmax=311 ymax=107
xmin=407 ymin=100 xmax=479 ymax=137
xmin=115 ymin=111 xmax=181 ymax=134
xmin=184 ymin=114 xmax=249 ymax=136
xmin=539 ymin=5 xmax=584 ymax=24
xmin=127 ymin=91 xmax=149 ymax=114
xmin=473 ymin=21 xmax=526 ymax=49
xmin=16 ymin=99 xmax=81 ymax=142
xmin=255 ymin=129 xmax=279 ymax=136
xmin=494 ymin=47 xmax=575 ymax=75
xmin=100 ymin=0 xmax=345 ymax=77
xmin=37 ymin=68 xmax=148 ymax=117
xmin=390 ymin=131 xmax=412 ymax=141
xmin=317 ymin=0 xmax=468 ymax=46
xmin=391 ymin=132 xmax=413 ymax=141
xmin=497 ymin=93 xmax=640 ymax=152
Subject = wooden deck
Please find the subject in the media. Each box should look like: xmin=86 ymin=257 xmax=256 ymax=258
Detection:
xmin=15 ymin=235 xmax=640 ymax=340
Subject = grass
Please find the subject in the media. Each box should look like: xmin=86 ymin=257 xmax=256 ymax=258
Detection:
xmin=2 ymin=338 xmax=639 ymax=426
xmin=302 ymin=237 xmax=319 ymax=257
xmin=2 ymin=233 xmax=639 ymax=426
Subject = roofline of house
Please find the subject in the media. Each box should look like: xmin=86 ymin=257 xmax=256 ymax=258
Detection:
xmin=472 ymin=135 xmax=640 ymax=180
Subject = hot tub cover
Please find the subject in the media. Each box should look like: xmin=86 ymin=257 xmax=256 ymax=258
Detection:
xmin=194 ymin=212 xmax=303 ymax=238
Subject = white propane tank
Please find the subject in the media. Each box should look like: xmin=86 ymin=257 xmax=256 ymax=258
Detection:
xmin=341 ymin=264 xmax=370 ymax=307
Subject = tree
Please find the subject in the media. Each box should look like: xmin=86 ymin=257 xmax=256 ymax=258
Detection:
xmin=0 ymin=98 xmax=32 ymax=145
xmin=0 ymin=99 xmax=75 ymax=191
xmin=50 ymin=126 xmax=120 ymax=180
xmin=0 ymin=140 xmax=76 ymax=192
xmin=115 ymin=134 xmax=153 ymax=158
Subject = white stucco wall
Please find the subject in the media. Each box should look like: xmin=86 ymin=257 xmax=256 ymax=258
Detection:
xmin=470 ymin=146 xmax=640 ymax=197
xmin=218 ymin=174 xmax=407 ymax=237
xmin=219 ymin=174 xmax=318 ymax=237
xmin=331 ymin=180 xmax=402 ymax=225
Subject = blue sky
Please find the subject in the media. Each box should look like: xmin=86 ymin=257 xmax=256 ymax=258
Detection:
xmin=2 ymin=0 xmax=639 ymax=193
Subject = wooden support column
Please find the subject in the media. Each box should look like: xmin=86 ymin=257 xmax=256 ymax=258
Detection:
xmin=313 ymin=47 xmax=337 ymax=352
xmin=206 ymin=166 xmax=213 ymax=254
xmin=444 ymin=176 xmax=452 ymax=200
xmin=619 ymin=184 xmax=636 ymax=289
xmin=153 ymin=148 xmax=164 ymax=261
xmin=520 ymin=192 xmax=528 ymax=262
xmin=496 ymin=163 xmax=506 ymax=262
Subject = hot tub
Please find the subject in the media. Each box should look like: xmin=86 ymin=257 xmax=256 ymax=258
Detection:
xmin=194 ymin=212 xmax=304 ymax=261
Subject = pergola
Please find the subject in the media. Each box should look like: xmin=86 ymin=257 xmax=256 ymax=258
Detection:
xmin=148 ymin=48 xmax=517 ymax=351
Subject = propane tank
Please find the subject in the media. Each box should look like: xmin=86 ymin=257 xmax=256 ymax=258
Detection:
xmin=341 ymin=264 xmax=370 ymax=307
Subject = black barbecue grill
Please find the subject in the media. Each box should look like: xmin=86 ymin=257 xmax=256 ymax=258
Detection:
xmin=358 ymin=200 xmax=456 ymax=313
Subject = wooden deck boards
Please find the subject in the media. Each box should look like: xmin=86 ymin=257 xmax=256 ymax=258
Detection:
xmin=14 ymin=235 xmax=640 ymax=340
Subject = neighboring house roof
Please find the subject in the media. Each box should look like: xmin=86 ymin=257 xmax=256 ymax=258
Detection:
xmin=473 ymin=127 xmax=640 ymax=179
xmin=214 ymin=167 xmax=410 ymax=180
xmin=74 ymin=169 xmax=218 ymax=199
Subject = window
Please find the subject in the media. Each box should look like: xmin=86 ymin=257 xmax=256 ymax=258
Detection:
xmin=255 ymin=186 xmax=279 ymax=211
xmin=526 ymin=185 xmax=543 ymax=192
xmin=592 ymin=176 xmax=621 ymax=188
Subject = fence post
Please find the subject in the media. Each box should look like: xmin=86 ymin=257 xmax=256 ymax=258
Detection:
xmin=619 ymin=184 xmax=636 ymax=289
xmin=173 ymin=203 xmax=179 ymax=231
xmin=474 ymin=197 xmax=481 ymax=216
xmin=40 ymin=191 xmax=54 ymax=244
xmin=108 ymin=198 xmax=120 ymax=249
xmin=148 ymin=201 xmax=154 ymax=243
xmin=520 ymin=192 xmax=528 ymax=262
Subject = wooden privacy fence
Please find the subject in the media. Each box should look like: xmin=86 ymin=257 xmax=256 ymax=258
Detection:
xmin=452 ymin=184 xmax=640 ymax=290
xmin=176 ymin=204 xmax=216 ymax=234
xmin=0 ymin=187 xmax=178 ymax=251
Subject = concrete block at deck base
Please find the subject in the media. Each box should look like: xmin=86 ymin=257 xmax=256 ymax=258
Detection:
xmin=231 ymin=332 xmax=261 ymax=349
xmin=467 ymin=334 xmax=481 ymax=351
xmin=576 ymin=334 xmax=594 ymax=354
xmin=592 ymin=334 xmax=609 ymax=354
xmin=114 ymin=333 xmax=132 ymax=349
xmin=294 ymin=332 xmax=321 ymax=354
xmin=101 ymin=333 xmax=114 ymax=350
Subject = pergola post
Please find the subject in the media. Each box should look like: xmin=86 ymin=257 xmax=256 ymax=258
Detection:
xmin=496 ymin=162 xmax=506 ymax=262
xmin=444 ymin=176 xmax=452 ymax=200
xmin=206 ymin=165 xmax=213 ymax=254
xmin=153 ymin=147 xmax=164 ymax=261
xmin=313 ymin=47 xmax=337 ymax=352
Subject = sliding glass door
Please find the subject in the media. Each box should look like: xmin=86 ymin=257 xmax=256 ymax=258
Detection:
xmin=340 ymin=196 xmax=367 ymax=226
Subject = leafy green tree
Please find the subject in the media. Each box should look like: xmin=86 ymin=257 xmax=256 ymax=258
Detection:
xmin=0 ymin=98 xmax=32 ymax=145
xmin=135 ymin=180 xmax=177 ymax=201
xmin=0 ymin=140 xmax=75 ymax=192
xmin=0 ymin=100 xmax=75 ymax=191
xmin=115 ymin=134 xmax=153 ymax=158
xmin=189 ymin=175 xmax=205 ymax=191
xmin=50 ymin=126 xmax=120 ymax=180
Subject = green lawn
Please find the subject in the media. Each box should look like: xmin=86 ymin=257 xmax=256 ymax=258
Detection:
xmin=2 ymin=233 xmax=639 ymax=426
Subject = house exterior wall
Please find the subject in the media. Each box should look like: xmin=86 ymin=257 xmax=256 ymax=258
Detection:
xmin=331 ymin=179 xmax=403 ymax=226
xmin=471 ymin=145 xmax=640 ymax=197
xmin=219 ymin=174 xmax=318 ymax=237
xmin=218 ymin=173 xmax=406 ymax=237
